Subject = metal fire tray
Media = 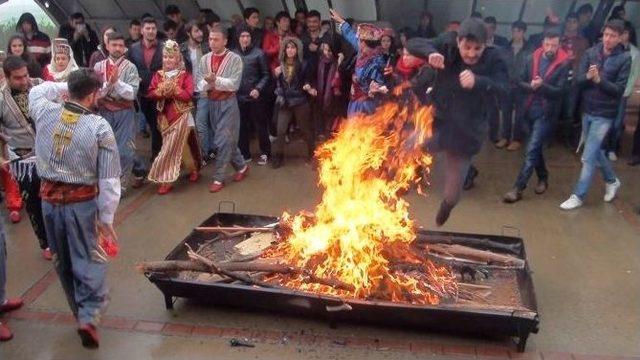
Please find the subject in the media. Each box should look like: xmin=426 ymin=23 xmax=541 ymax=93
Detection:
xmin=145 ymin=212 xmax=539 ymax=352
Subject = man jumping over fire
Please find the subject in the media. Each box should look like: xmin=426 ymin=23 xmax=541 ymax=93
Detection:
xmin=406 ymin=18 xmax=509 ymax=226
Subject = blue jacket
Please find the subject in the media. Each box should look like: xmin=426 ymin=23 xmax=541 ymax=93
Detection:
xmin=577 ymin=43 xmax=631 ymax=119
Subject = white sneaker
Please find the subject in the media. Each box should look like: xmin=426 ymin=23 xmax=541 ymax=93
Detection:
xmin=560 ymin=195 xmax=583 ymax=210
xmin=604 ymin=178 xmax=621 ymax=202
xmin=608 ymin=152 xmax=618 ymax=161
xmin=257 ymin=154 xmax=268 ymax=166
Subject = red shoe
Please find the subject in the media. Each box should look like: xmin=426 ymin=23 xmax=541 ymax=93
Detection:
xmin=157 ymin=184 xmax=173 ymax=195
xmin=0 ymin=322 xmax=12 ymax=341
xmin=9 ymin=211 xmax=21 ymax=224
xmin=233 ymin=165 xmax=249 ymax=182
xmin=77 ymin=323 xmax=99 ymax=348
xmin=0 ymin=298 xmax=23 ymax=313
xmin=209 ymin=181 xmax=224 ymax=193
xmin=188 ymin=171 xmax=200 ymax=183
xmin=42 ymin=248 xmax=53 ymax=261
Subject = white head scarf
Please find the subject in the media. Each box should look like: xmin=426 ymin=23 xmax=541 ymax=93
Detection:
xmin=47 ymin=38 xmax=79 ymax=82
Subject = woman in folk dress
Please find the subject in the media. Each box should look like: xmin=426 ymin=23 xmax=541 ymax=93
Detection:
xmin=146 ymin=40 xmax=202 ymax=195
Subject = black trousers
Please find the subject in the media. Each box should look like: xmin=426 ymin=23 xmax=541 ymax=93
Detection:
xmin=238 ymin=100 xmax=271 ymax=159
xmin=139 ymin=97 xmax=162 ymax=161
xmin=17 ymin=167 xmax=47 ymax=250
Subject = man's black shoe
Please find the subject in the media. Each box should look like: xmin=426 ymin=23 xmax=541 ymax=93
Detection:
xmin=435 ymin=200 xmax=454 ymax=227
xmin=463 ymin=166 xmax=478 ymax=190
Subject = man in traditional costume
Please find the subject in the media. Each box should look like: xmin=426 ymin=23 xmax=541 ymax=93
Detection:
xmin=0 ymin=55 xmax=51 ymax=259
xmin=198 ymin=28 xmax=247 ymax=193
xmin=330 ymin=9 xmax=388 ymax=116
xmin=42 ymin=38 xmax=79 ymax=83
xmin=94 ymin=32 xmax=145 ymax=190
xmin=146 ymin=40 xmax=202 ymax=195
xmin=29 ymin=69 xmax=121 ymax=348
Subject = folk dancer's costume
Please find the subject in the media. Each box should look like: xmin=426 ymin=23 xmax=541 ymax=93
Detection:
xmin=0 ymin=79 xmax=49 ymax=251
xmin=337 ymin=22 xmax=387 ymax=116
xmin=147 ymin=41 xmax=202 ymax=185
xmin=29 ymin=81 xmax=121 ymax=328
xmin=42 ymin=38 xmax=79 ymax=82
xmin=198 ymin=46 xmax=246 ymax=186
xmin=94 ymin=54 xmax=145 ymax=186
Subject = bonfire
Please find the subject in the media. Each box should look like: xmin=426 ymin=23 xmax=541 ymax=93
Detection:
xmin=260 ymin=89 xmax=459 ymax=305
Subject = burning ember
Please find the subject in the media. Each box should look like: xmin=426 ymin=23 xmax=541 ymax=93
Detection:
xmin=265 ymin=89 xmax=458 ymax=305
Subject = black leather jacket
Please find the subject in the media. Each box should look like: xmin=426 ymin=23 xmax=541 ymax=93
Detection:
xmin=233 ymin=45 xmax=270 ymax=103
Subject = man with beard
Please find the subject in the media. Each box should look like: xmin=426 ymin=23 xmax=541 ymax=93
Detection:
xmin=29 ymin=68 xmax=121 ymax=348
xmin=0 ymin=56 xmax=51 ymax=259
xmin=406 ymin=18 xmax=509 ymax=226
xmin=94 ymin=32 xmax=145 ymax=191
xmin=128 ymin=17 xmax=164 ymax=161
xmin=503 ymin=29 xmax=570 ymax=203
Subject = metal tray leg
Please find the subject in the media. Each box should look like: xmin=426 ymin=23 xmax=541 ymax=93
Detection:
xmin=164 ymin=293 xmax=175 ymax=310
xmin=515 ymin=327 xmax=530 ymax=352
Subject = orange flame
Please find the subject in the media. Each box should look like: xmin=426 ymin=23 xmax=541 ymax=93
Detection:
xmin=268 ymin=88 xmax=457 ymax=304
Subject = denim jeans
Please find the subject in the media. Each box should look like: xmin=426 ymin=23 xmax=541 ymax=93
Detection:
xmin=500 ymin=91 xmax=526 ymax=142
xmin=573 ymin=114 xmax=618 ymax=200
xmin=514 ymin=115 xmax=553 ymax=190
xmin=605 ymin=97 xmax=628 ymax=153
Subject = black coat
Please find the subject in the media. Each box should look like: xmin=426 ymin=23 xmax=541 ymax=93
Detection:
xmin=233 ymin=45 xmax=270 ymax=103
xmin=519 ymin=49 xmax=570 ymax=122
xmin=275 ymin=61 xmax=313 ymax=108
xmin=407 ymin=32 xmax=509 ymax=157
xmin=127 ymin=41 xmax=164 ymax=96
xmin=58 ymin=23 xmax=99 ymax=67
xmin=577 ymin=43 xmax=631 ymax=119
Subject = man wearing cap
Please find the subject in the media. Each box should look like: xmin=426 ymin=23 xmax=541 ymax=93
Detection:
xmin=406 ymin=18 xmax=509 ymax=226
xmin=29 ymin=68 xmax=121 ymax=348
xmin=330 ymin=9 xmax=388 ymax=116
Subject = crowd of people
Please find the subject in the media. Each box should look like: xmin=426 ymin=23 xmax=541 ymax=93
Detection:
xmin=0 ymin=2 xmax=638 ymax=347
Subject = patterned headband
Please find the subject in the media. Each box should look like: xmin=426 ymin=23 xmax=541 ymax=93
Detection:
xmin=163 ymin=39 xmax=180 ymax=56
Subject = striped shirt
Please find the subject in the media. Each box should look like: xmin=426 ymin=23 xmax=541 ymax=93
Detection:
xmin=29 ymin=82 xmax=121 ymax=185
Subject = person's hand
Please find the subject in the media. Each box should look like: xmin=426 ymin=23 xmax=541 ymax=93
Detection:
xmin=97 ymin=221 xmax=118 ymax=244
xmin=590 ymin=66 xmax=601 ymax=83
xmin=384 ymin=65 xmax=394 ymax=76
xmin=428 ymin=53 xmax=445 ymax=70
xmin=249 ymin=89 xmax=260 ymax=99
xmin=329 ymin=8 xmax=345 ymax=24
xmin=274 ymin=66 xmax=282 ymax=77
xmin=108 ymin=67 xmax=119 ymax=86
xmin=337 ymin=53 xmax=345 ymax=65
xmin=459 ymin=70 xmax=476 ymax=89
xmin=204 ymin=72 xmax=216 ymax=84
xmin=586 ymin=65 xmax=597 ymax=80
xmin=308 ymin=88 xmax=318 ymax=97
xmin=309 ymin=42 xmax=319 ymax=52
xmin=531 ymin=76 xmax=543 ymax=90
xmin=302 ymin=84 xmax=311 ymax=92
